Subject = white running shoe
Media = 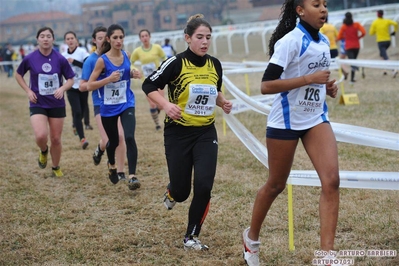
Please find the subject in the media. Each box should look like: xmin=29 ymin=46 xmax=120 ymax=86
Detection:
xmin=163 ymin=187 xmax=176 ymax=210
xmin=243 ymin=227 xmax=260 ymax=266
xmin=183 ymin=237 xmax=209 ymax=251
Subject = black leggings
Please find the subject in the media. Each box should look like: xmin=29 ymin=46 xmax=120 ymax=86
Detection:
xmin=67 ymin=89 xmax=88 ymax=139
xmin=346 ymin=48 xmax=360 ymax=81
xmin=164 ymin=124 xmax=218 ymax=237
xmin=101 ymin=107 xmax=137 ymax=175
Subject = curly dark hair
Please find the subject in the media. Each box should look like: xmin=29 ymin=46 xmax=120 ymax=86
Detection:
xmin=268 ymin=0 xmax=304 ymax=57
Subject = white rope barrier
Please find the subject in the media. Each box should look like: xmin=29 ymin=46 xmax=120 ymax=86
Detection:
xmin=222 ymin=60 xmax=399 ymax=191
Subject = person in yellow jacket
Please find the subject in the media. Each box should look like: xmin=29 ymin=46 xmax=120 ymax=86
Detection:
xmin=130 ymin=29 xmax=167 ymax=130
xmin=320 ymin=17 xmax=339 ymax=58
xmin=369 ymin=9 xmax=398 ymax=77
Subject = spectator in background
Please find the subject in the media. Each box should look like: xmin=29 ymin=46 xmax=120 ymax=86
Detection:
xmin=19 ymin=45 xmax=26 ymax=59
xmin=320 ymin=17 xmax=338 ymax=58
xmin=337 ymin=12 xmax=366 ymax=84
xmin=3 ymin=43 xmax=14 ymax=78
xmin=369 ymin=9 xmax=398 ymax=77
xmin=0 ymin=45 xmax=4 ymax=73
xmin=162 ymin=38 xmax=177 ymax=59
xmin=26 ymin=42 xmax=35 ymax=54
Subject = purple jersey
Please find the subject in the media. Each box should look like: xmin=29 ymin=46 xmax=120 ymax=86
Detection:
xmin=17 ymin=49 xmax=75 ymax=108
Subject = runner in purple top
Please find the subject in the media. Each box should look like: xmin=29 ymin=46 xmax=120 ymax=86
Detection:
xmin=15 ymin=26 xmax=74 ymax=178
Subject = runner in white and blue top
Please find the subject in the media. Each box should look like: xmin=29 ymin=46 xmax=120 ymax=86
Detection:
xmin=87 ymin=24 xmax=142 ymax=189
xmin=242 ymin=1 xmax=341 ymax=266
xmin=267 ymin=23 xmax=331 ymax=130
xmin=62 ymin=31 xmax=90 ymax=149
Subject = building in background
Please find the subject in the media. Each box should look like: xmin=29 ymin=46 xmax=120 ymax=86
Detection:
xmin=0 ymin=0 xmax=279 ymax=44
xmin=1 ymin=0 xmax=398 ymax=44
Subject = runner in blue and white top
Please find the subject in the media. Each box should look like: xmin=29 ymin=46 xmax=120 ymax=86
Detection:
xmin=87 ymin=24 xmax=142 ymax=190
xmin=242 ymin=1 xmax=341 ymax=266
xmin=266 ymin=23 xmax=331 ymax=130
xmin=80 ymin=26 xmax=126 ymax=174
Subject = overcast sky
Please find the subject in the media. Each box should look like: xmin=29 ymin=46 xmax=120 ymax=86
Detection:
xmin=0 ymin=0 xmax=109 ymax=22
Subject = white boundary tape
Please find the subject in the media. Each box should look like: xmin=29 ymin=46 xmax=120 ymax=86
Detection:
xmin=222 ymin=60 xmax=399 ymax=190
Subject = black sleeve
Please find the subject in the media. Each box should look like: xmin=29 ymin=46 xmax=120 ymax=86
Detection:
xmin=261 ymin=63 xmax=284 ymax=81
xmin=72 ymin=59 xmax=84 ymax=68
xmin=142 ymin=56 xmax=181 ymax=95
xmin=212 ymin=56 xmax=223 ymax=91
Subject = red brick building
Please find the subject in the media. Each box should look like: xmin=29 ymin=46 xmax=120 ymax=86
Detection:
xmin=0 ymin=0 xmax=279 ymax=44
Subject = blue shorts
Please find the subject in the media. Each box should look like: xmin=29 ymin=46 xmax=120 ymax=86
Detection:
xmin=93 ymin=105 xmax=100 ymax=116
xmin=266 ymin=121 xmax=330 ymax=140
xmin=330 ymin=49 xmax=338 ymax=59
xmin=30 ymin=107 xmax=66 ymax=118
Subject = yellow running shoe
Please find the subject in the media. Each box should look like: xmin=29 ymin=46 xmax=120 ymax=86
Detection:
xmin=163 ymin=186 xmax=175 ymax=210
xmin=38 ymin=148 xmax=48 ymax=169
xmin=52 ymin=166 xmax=64 ymax=177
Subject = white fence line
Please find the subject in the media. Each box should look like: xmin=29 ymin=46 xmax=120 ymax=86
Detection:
xmin=123 ymin=4 xmax=399 ymax=56
xmin=222 ymin=59 xmax=399 ymax=191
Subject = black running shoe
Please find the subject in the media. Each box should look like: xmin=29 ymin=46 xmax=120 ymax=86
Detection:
xmin=128 ymin=176 xmax=141 ymax=190
xmin=93 ymin=144 xmax=104 ymax=165
xmin=118 ymin=172 xmax=127 ymax=182
xmin=107 ymin=161 xmax=119 ymax=184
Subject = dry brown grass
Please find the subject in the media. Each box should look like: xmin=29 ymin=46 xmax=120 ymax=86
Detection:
xmin=0 ymin=39 xmax=398 ymax=266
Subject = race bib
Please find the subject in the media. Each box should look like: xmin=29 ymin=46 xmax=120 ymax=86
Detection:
xmin=104 ymin=80 xmax=127 ymax=105
xmin=295 ymin=85 xmax=323 ymax=113
xmin=72 ymin=66 xmax=82 ymax=79
xmin=185 ymin=84 xmax=217 ymax=116
xmin=142 ymin=62 xmax=156 ymax=77
xmin=38 ymin=73 xmax=60 ymax=95
xmin=72 ymin=66 xmax=82 ymax=88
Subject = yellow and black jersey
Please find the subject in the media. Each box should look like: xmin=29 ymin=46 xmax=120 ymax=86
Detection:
xmin=142 ymin=48 xmax=223 ymax=128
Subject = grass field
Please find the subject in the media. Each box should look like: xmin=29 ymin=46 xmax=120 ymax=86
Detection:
xmin=0 ymin=38 xmax=398 ymax=265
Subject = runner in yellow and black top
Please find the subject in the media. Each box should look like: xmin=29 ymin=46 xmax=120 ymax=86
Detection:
xmin=142 ymin=14 xmax=232 ymax=251
xmin=130 ymin=29 xmax=166 ymax=130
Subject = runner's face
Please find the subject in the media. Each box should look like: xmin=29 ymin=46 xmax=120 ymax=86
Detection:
xmin=139 ymin=31 xmax=150 ymax=46
xmin=298 ymin=0 xmax=328 ymax=30
xmin=186 ymin=25 xmax=211 ymax=57
xmin=37 ymin=30 xmax=54 ymax=50
xmin=108 ymin=30 xmax=124 ymax=50
xmin=65 ymin=33 xmax=78 ymax=50
xmin=94 ymin=31 xmax=106 ymax=51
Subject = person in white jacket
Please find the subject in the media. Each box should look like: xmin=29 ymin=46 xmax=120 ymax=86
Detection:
xmin=62 ymin=31 xmax=90 ymax=149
